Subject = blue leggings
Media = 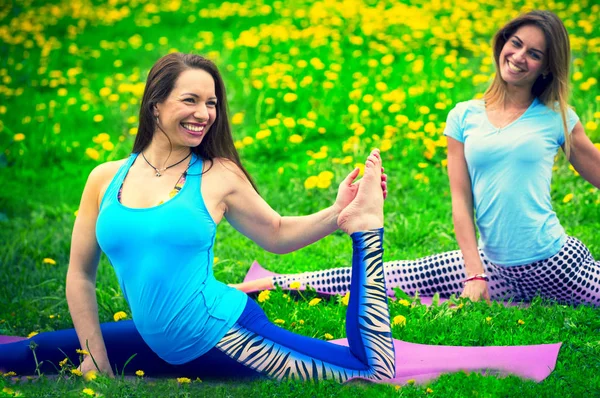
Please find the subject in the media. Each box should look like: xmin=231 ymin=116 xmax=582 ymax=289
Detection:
xmin=1 ymin=230 xmax=395 ymax=381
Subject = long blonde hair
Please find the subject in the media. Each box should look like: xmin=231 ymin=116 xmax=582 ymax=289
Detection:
xmin=483 ymin=10 xmax=572 ymax=157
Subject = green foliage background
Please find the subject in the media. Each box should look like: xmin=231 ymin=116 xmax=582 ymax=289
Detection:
xmin=0 ymin=0 xmax=599 ymax=396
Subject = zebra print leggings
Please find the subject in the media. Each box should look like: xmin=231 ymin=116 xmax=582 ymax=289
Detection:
xmin=273 ymin=236 xmax=600 ymax=306
xmin=1 ymin=229 xmax=396 ymax=381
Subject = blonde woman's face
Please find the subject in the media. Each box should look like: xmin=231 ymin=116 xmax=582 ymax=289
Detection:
xmin=499 ymin=25 xmax=547 ymax=89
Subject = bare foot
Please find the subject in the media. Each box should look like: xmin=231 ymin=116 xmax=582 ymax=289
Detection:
xmin=229 ymin=277 xmax=274 ymax=293
xmin=337 ymin=149 xmax=384 ymax=235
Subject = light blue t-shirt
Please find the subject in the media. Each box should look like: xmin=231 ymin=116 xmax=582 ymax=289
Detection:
xmin=96 ymin=153 xmax=247 ymax=364
xmin=444 ymin=98 xmax=579 ymax=266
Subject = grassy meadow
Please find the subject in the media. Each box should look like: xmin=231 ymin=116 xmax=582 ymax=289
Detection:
xmin=1 ymin=0 xmax=599 ymax=396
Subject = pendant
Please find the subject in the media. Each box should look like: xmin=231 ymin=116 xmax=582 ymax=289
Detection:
xmin=155 ymin=170 xmax=162 ymax=177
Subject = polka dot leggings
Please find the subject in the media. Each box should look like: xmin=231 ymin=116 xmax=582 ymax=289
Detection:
xmin=273 ymin=237 xmax=600 ymax=306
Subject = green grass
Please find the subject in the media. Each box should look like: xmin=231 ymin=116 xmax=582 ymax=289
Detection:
xmin=1 ymin=0 xmax=599 ymax=396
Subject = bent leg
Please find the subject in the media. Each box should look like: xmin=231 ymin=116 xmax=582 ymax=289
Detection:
xmin=269 ymin=250 xmax=514 ymax=301
xmin=216 ymin=150 xmax=395 ymax=381
xmin=216 ymin=229 xmax=395 ymax=381
xmin=497 ymin=237 xmax=600 ymax=306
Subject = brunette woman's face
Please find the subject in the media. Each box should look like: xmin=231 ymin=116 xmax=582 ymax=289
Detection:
xmin=498 ymin=25 xmax=547 ymax=89
xmin=155 ymin=68 xmax=217 ymax=148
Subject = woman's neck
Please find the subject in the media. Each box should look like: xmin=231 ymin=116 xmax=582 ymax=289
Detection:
xmin=504 ymin=84 xmax=534 ymax=109
xmin=143 ymin=140 xmax=192 ymax=168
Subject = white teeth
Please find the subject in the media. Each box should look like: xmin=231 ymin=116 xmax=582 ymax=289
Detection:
xmin=182 ymin=123 xmax=204 ymax=132
xmin=507 ymin=61 xmax=524 ymax=73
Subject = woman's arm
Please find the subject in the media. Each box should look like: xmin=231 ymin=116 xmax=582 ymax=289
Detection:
xmin=447 ymin=137 xmax=490 ymax=302
xmin=567 ymin=121 xmax=600 ymax=189
xmin=66 ymin=165 xmax=114 ymax=376
xmin=222 ymin=163 xmax=369 ymax=254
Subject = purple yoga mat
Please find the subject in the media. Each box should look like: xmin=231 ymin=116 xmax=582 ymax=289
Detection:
xmin=243 ymin=261 xmax=561 ymax=384
xmin=331 ymin=338 xmax=561 ymax=384
xmin=0 ymin=333 xmax=560 ymax=384
xmin=0 ymin=335 xmax=27 ymax=344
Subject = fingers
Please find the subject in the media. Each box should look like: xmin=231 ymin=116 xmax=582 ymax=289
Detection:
xmin=343 ymin=167 xmax=360 ymax=185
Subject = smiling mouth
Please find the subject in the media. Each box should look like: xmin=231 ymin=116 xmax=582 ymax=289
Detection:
xmin=181 ymin=123 xmax=205 ymax=133
xmin=507 ymin=60 xmax=525 ymax=73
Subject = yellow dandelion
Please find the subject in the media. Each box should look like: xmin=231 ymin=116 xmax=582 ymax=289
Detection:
xmin=83 ymin=370 xmax=97 ymax=381
xmin=27 ymin=331 xmax=38 ymax=338
xmin=406 ymin=379 xmax=415 ymax=385
xmin=393 ymin=315 xmax=406 ymax=327
xmin=231 ymin=112 xmax=244 ymax=125
xmin=71 ymin=369 xmax=83 ymax=377
xmin=76 ymin=349 xmax=89 ymax=356
xmin=341 ymin=292 xmax=350 ymax=306
xmin=283 ymin=93 xmax=298 ymax=103
xmin=304 ymin=176 xmax=318 ymax=190
xmin=136 ymin=370 xmax=145 ymax=377
xmin=283 ymin=117 xmax=296 ymax=128
xmin=14 ymin=133 xmax=25 ymax=142
xmin=113 ymin=311 xmax=128 ymax=322
xmin=381 ymin=54 xmax=395 ymax=65
xmin=315 ymin=178 xmax=330 ymax=189
xmin=177 ymin=377 xmax=191 ymax=384
xmin=2 ymin=388 xmax=14 ymax=395
xmin=274 ymin=319 xmax=285 ymax=325
xmin=324 ymin=333 xmax=334 ymax=340
xmin=486 ymin=316 xmax=492 ymax=322
xmin=380 ymin=139 xmax=392 ymax=152
xmin=585 ymin=121 xmax=597 ymax=131
xmin=426 ymin=387 xmax=434 ymax=393
xmin=3 ymin=371 xmax=16 ymax=377
xmin=59 ymin=358 xmax=68 ymax=367
xmin=517 ymin=319 xmax=525 ymax=325
xmin=102 ymin=141 xmax=115 ymax=151
xmin=93 ymin=114 xmax=104 ymax=123
xmin=82 ymin=387 xmax=95 ymax=396
xmin=562 ymin=193 xmax=574 ymax=203
xmin=242 ymin=136 xmax=254 ymax=145
xmin=85 ymin=148 xmax=100 ymax=161
xmin=289 ymin=134 xmax=303 ymax=144
xmin=43 ymin=258 xmax=57 ymax=265
xmin=257 ymin=290 xmax=271 ymax=303
xmin=289 ymin=281 xmax=301 ymax=289
xmin=348 ymin=104 xmax=359 ymax=114
xmin=398 ymin=299 xmax=410 ymax=307
xmin=308 ymin=298 xmax=322 ymax=306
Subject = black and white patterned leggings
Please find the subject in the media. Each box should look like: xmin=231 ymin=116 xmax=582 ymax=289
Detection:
xmin=273 ymin=237 xmax=600 ymax=306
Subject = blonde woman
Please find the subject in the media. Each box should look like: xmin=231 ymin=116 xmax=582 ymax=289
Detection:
xmin=236 ymin=10 xmax=600 ymax=306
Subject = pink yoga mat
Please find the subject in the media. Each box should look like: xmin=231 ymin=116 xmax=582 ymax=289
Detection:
xmin=0 ymin=334 xmax=560 ymax=384
xmin=332 ymin=338 xmax=560 ymax=384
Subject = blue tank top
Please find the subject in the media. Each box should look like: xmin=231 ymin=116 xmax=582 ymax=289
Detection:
xmin=96 ymin=153 xmax=247 ymax=364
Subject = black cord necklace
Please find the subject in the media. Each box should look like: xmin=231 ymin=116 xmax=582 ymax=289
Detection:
xmin=141 ymin=151 xmax=192 ymax=177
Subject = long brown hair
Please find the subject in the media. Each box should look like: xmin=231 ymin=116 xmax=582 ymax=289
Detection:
xmin=483 ymin=10 xmax=572 ymax=157
xmin=133 ymin=53 xmax=257 ymax=190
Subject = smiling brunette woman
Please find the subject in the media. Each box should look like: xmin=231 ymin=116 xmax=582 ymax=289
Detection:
xmin=234 ymin=10 xmax=600 ymax=306
xmin=0 ymin=53 xmax=396 ymax=380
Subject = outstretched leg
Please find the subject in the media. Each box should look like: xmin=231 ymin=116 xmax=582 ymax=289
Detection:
xmin=215 ymin=149 xmax=396 ymax=381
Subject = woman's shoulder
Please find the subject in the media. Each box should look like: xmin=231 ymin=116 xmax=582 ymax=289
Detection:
xmin=86 ymin=157 xmax=130 ymax=189
xmin=202 ymin=157 xmax=253 ymax=193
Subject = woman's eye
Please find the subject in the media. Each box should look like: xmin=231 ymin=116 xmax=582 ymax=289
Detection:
xmin=207 ymin=101 xmax=217 ymax=107
xmin=511 ymin=40 xmax=521 ymax=47
xmin=529 ymin=52 xmax=540 ymax=60
xmin=183 ymin=98 xmax=195 ymax=103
